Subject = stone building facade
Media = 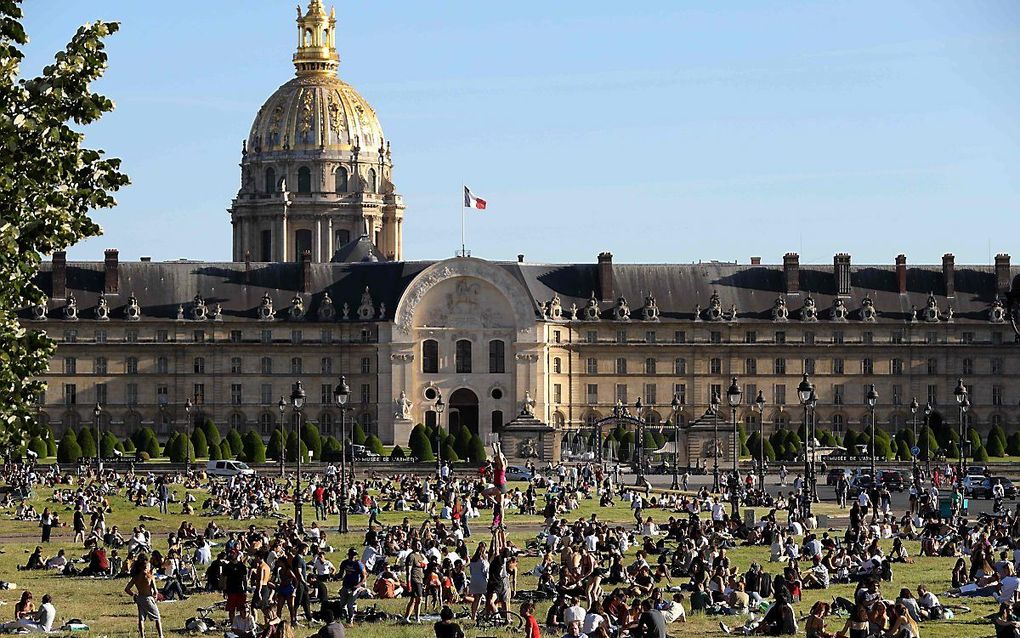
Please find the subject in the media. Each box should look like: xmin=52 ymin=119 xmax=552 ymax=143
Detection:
xmin=19 ymin=3 xmax=1020 ymax=460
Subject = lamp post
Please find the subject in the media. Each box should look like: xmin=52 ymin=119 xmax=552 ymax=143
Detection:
xmin=277 ymin=397 xmax=286 ymax=477
xmin=924 ymin=402 xmax=933 ymax=479
xmin=333 ymin=376 xmax=350 ymax=533
xmin=909 ymin=397 xmax=919 ymax=484
xmin=866 ymin=384 xmax=879 ymax=480
xmin=710 ymin=391 xmax=721 ymax=492
xmin=93 ymin=403 xmax=103 ymax=470
xmin=797 ymin=374 xmax=813 ymax=513
xmin=434 ymin=392 xmax=446 ymax=483
xmin=726 ymin=378 xmax=742 ymax=476
xmin=670 ymin=395 xmax=682 ymax=490
xmin=754 ymin=391 xmax=766 ymax=491
xmin=635 ymin=398 xmax=645 ymax=485
xmin=594 ymin=404 xmax=604 ymax=471
xmin=807 ymin=388 xmax=818 ymax=503
xmin=290 ymin=381 xmax=306 ymax=532
xmin=184 ymin=398 xmax=193 ymax=468
xmin=954 ymin=379 xmax=968 ymax=485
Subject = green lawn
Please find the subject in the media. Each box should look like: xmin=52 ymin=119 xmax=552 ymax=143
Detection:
xmin=0 ymin=480 xmax=999 ymax=638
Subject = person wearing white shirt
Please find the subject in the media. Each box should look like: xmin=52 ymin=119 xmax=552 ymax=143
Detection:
xmin=563 ymin=598 xmax=587 ymax=631
xmin=997 ymin=563 xmax=1020 ymax=604
xmin=313 ymin=553 xmax=336 ymax=577
xmin=711 ymin=500 xmax=725 ymax=523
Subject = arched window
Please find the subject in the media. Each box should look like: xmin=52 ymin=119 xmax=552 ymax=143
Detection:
xmin=585 ymin=412 xmax=599 ymax=427
xmin=295 ymin=229 xmax=312 ymax=259
xmin=367 ymin=168 xmax=377 ymax=193
xmin=422 ymin=340 xmax=438 ymax=374
xmin=456 ymin=340 xmax=472 ymax=373
xmin=297 ymin=167 xmax=311 ymax=193
xmin=488 ymin=340 xmax=505 ymax=373
xmin=265 ymin=167 xmax=276 ymax=194
xmin=335 ymin=229 xmax=350 ymax=246
xmin=335 ymin=166 xmax=348 ymax=193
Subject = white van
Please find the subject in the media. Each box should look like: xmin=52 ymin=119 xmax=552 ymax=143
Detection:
xmin=206 ymin=460 xmax=255 ymax=477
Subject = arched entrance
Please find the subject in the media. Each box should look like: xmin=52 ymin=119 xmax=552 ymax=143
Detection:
xmin=449 ymin=388 xmax=479 ymax=436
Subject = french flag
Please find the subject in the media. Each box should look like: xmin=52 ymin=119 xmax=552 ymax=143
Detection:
xmin=464 ymin=186 xmax=487 ymax=210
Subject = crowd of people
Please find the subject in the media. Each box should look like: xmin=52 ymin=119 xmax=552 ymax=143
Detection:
xmin=0 ymin=446 xmax=1017 ymax=638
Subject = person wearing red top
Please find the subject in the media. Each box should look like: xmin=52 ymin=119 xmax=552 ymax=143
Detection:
xmin=522 ymin=601 xmax=541 ymax=638
xmin=312 ymin=486 xmax=326 ymax=521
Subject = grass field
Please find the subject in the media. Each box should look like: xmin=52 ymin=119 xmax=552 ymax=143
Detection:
xmin=0 ymin=478 xmax=1000 ymax=638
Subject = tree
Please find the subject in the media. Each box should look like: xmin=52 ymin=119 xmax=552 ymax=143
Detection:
xmin=121 ymin=436 xmax=135 ymax=453
xmin=467 ymin=435 xmax=487 ymax=463
xmin=226 ymin=428 xmax=244 ymax=456
xmin=77 ymin=428 xmax=96 ymax=459
xmin=409 ymin=425 xmax=434 ymax=461
xmin=442 ymin=443 xmax=459 ymax=463
xmin=642 ymin=429 xmax=659 ymax=451
xmin=945 ymin=441 xmax=960 ymax=459
xmin=1008 ymin=432 xmax=1020 ymax=456
xmin=28 ymin=435 xmax=47 ymax=458
xmin=352 ymin=421 xmax=367 ymax=446
xmin=454 ymin=425 xmax=473 ymax=458
xmin=100 ymin=431 xmax=117 ymax=458
xmin=57 ymin=431 xmax=82 ymax=463
xmin=42 ymin=425 xmax=57 ymax=456
xmin=986 ymin=434 xmax=1005 ymax=457
xmin=220 ymin=441 xmax=234 ymax=459
xmin=285 ymin=429 xmax=309 ymax=462
xmin=618 ymin=431 xmax=635 ymax=461
xmin=267 ymin=428 xmax=285 ymax=461
xmin=321 ymin=436 xmax=342 ymax=461
xmin=191 ymin=427 xmax=208 ymax=458
xmin=202 ymin=419 xmax=221 ymax=449
xmin=842 ymin=429 xmax=859 ymax=452
xmin=988 ymin=425 xmax=1007 ymax=456
xmin=209 ymin=440 xmax=222 ymax=461
xmin=365 ymin=434 xmax=384 ymax=456
xmin=143 ymin=430 xmax=161 ymax=458
xmin=737 ymin=423 xmax=750 ymax=456
xmin=390 ymin=445 xmax=406 ymax=459
xmin=747 ymin=432 xmax=776 ymax=462
xmin=243 ymin=431 xmax=266 ymax=463
xmin=302 ymin=422 xmax=322 ymax=460
xmin=896 ymin=439 xmax=911 ymax=462
xmin=0 ymin=7 xmax=128 ymax=448
xmin=972 ymin=445 xmax=989 ymax=463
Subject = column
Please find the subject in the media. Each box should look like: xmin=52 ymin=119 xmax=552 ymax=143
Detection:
xmin=314 ymin=217 xmax=322 ymax=262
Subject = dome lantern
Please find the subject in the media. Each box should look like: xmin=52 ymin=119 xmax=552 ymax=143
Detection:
xmin=293 ymin=1 xmax=339 ymax=76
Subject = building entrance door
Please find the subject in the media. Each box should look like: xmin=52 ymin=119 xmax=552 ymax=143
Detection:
xmin=449 ymin=388 xmax=480 ymax=436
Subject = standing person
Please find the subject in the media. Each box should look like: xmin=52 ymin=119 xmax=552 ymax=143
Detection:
xmin=72 ymin=506 xmax=86 ymax=543
xmin=836 ymin=475 xmax=848 ymax=508
xmin=223 ymin=552 xmax=249 ymax=625
xmin=40 ymin=508 xmax=53 ymax=543
xmin=157 ymin=480 xmax=170 ymax=515
xmin=404 ymin=540 xmax=427 ymax=624
xmin=338 ymin=548 xmax=366 ymax=623
xmin=468 ymin=543 xmax=489 ymax=620
xmin=632 ymin=493 xmax=644 ymax=530
xmin=522 ymin=601 xmax=541 ymax=638
xmin=124 ymin=556 xmax=164 ymax=638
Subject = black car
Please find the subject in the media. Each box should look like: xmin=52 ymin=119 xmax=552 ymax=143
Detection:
xmin=877 ymin=470 xmax=905 ymax=492
xmin=972 ymin=477 xmax=1017 ymax=499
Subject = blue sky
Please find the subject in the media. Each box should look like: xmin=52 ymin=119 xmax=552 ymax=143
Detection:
xmin=20 ymin=1 xmax=1020 ymax=265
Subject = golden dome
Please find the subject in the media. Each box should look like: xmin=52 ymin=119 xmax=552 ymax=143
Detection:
xmin=246 ymin=1 xmax=384 ymax=154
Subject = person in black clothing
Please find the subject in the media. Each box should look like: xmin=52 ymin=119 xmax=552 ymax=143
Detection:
xmin=223 ymin=553 xmax=248 ymax=625
xmin=433 ymin=606 xmax=464 ymax=638
xmin=206 ymin=552 xmax=226 ymax=592
xmin=636 ymin=599 xmax=667 ymax=638
xmin=292 ymin=544 xmax=313 ymax=622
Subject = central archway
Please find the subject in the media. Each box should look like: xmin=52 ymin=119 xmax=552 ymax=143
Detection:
xmin=449 ymin=388 xmax=480 ymax=436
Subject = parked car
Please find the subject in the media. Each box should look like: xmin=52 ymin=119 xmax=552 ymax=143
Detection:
xmin=960 ymin=475 xmax=986 ymax=497
xmin=826 ymin=469 xmax=850 ymax=486
xmin=206 ymin=459 xmax=255 ymax=477
xmin=505 ymin=465 xmax=534 ymax=481
xmin=848 ymin=475 xmax=878 ymax=496
xmin=971 ymin=476 xmax=1017 ymax=499
xmin=967 ymin=465 xmax=987 ymax=478
xmin=877 ymin=470 xmax=905 ymax=492
xmin=346 ymin=444 xmax=380 ymax=461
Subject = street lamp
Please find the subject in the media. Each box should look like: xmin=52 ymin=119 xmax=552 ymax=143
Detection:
xmin=710 ymin=391 xmax=721 ymax=491
xmin=909 ymin=397 xmax=919 ymax=484
xmin=434 ymin=392 xmax=446 ymax=483
xmin=954 ymin=379 xmax=968 ymax=485
xmin=93 ymin=403 xmax=102 ymax=470
xmin=594 ymin=403 xmax=604 ymax=471
xmin=866 ymin=384 xmax=879 ymax=480
xmin=754 ymin=391 xmax=766 ymax=490
xmin=726 ymin=378 xmax=742 ymax=475
xmin=635 ymin=398 xmax=645 ymax=485
xmin=290 ymin=381 xmax=306 ymax=531
xmin=670 ymin=395 xmax=682 ymax=490
xmin=797 ymin=374 xmax=813 ymax=514
xmin=277 ymin=397 xmax=287 ymax=478
xmin=924 ymin=402 xmax=933 ymax=478
xmin=333 ymin=376 xmax=350 ymax=533
xmin=184 ymin=398 xmax=193 ymax=467
xmin=807 ymin=388 xmax=818 ymax=504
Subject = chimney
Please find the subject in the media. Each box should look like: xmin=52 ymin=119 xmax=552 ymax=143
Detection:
xmin=517 ymin=254 xmax=524 ymax=263
xmin=895 ymin=254 xmax=907 ymax=294
xmin=103 ymin=249 xmax=119 ymax=294
xmin=783 ymin=252 xmax=800 ymax=294
xmin=750 ymin=256 xmax=761 ymax=265
xmin=300 ymin=250 xmax=312 ymax=292
xmin=995 ymin=253 xmax=1011 ymax=294
xmin=942 ymin=253 xmax=955 ymax=298
xmin=834 ymin=253 xmax=851 ymax=296
xmin=52 ymin=251 xmax=67 ymax=300
xmin=140 ymin=256 xmax=151 ymax=262
xmin=597 ymin=252 xmax=614 ymax=301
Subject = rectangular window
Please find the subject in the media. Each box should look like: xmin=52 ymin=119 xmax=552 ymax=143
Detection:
xmin=156 ymin=330 xmax=168 ymax=343
xmin=193 ymin=384 xmax=205 ymax=405
xmin=833 ymin=384 xmax=844 ymax=406
xmin=260 ymin=357 xmax=273 ymax=375
xmin=644 ymin=383 xmax=656 ymax=405
xmin=862 ymin=358 xmax=873 ymax=375
xmin=489 ymin=340 xmax=506 ymax=373
xmin=586 ymin=384 xmax=598 ymax=404
xmin=320 ymin=328 xmax=332 ymax=343
xmin=615 ymin=358 xmax=627 ymax=374
xmin=126 ymin=383 xmax=138 ymax=406
xmin=261 ymin=384 xmax=273 ymax=405
xmin=95 ymin=383 xmax=107 ymax=406
xmin=156 ymin=356 xmax=169 ymax=374
xmin=586 ymin=357 xmax=598 ymax=375
xmin=230 ymin=330 xmax=242 ymax=343
xmin=831 ymin=331 xmax=843 ymax=344
xmin=125 ymin=329 xmax=138 ymax=343
xmin=230 ymin=384 xmax=242 ymax=406
xmin=774 ymin=384 xmax=786 ymax=405
xmin=993 ymin=331 xmax=1004 ymax=345
xmin=230 ymin=357 xmax=242 ymax=374
xmin=805 ymin=332 xmax=815 ymax=345
xmin=710 ymin=358 xmax=722 ymax=375
xmin=710 ymin=383 xmax=722 ymax=403
xmin=803 ymin=358 xmax=814 ymax=375
xmin=674 ymin=358 xmax=687 ymax=375
xmin=63 ymin=383 xmax=76 ymax=405
xmin=832 ymin=358 xmax=844 ymax=375
xmin=261 ymin=329 xmax=272 ymax=344
xmin=925 ymin=331 xmax=937 ymax=345
xmin=586 ymin=331 xmax=597 ymax=344
xmin=553 ymin=330 xmax=562 ymax=344
xmin=774 ymin=331 xmax=786 ymax=344
xmin=320 ymin=384 xmax=331 ymax=405
xmin=962 ymin=358 xmax=973 ymax=375
xmin=321 ymin=357 xmax=332 ymax=374
xmin=961 ymin=331 xmax=974 ymax=344
xmin=891 ymin=359 xmax=903 ymax=375
xmin=615 ymin=384 xmax=628 ymax=403
xmin=991 ymin=358 xmax=1003 ymax=375
xmin=710 ymin=331 xmax=722 ymax=344
xmin=773 ymin=358 xmax=786 ymax=375
xmin=553 ymin=384 xmax=562 ymax=404
xmin=674 ymin=383 xmax=686 ymax=405
xmin=744 ymin=383 xmax=757 ymax=405
xmin=891 ymin=331 xmax=903 ymax=344
xmin=291 ymin=357 xmax=303 ymax=375
xmin=95 ymin=330 xmax=107 ymax=344
xmin=861 ymin=384 xmax=871 ymax=405
xmin=63 ymin=330 xmax=78 ymax=343
xmin=744 ymin=330 xmax=757 ymax=343
xmin=289 ymin=330 xmax=301 ymax=344
xmin=674 ymin=330 xmax=686 ymax=343
xmin=993 ymin=385 xmax=1003 ymax=406
xmin=927 ymin=384 xmax=938 ymax=406
xmin=360 ymin=383 xmax=371 ymax=404
xmin=863 ymin=331 xmax=873 ymax=345
xmin=892 ymin=384 xmax=902 ymax=406
xmin=645 ymin=330 xmax=656 ymax=343
xmin=644 ymin=358 xmax=657 ymax=375
xmin=361 ymin=357 xmax=372 ymax=374
xmin=64 ymin=357 xmax=76 ymax=374
xmin=745 ymin=357 xmax=757 ymax=375
xmin=455 ymin=340 xmax=472 ymax=374
xmin=95 ymin=357 xmax=107 ymax=375
xmin=615 ymin=330 xmax=626 ymax=344
xmin=193 ymin=329 xmax=204 ymax=343
xmin=194 ymin=357 xmax=205 ymax=374
xmin=926 ymin=358 xmax=937 ymax=375
xmin=156 ymin=385 xmax=168 ymax=405
xmin=553 ymin=357 xmax=562 ymax=374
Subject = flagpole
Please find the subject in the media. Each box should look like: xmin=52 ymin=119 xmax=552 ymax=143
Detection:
xmin=461 ymin=183 xmax=466 ymax=257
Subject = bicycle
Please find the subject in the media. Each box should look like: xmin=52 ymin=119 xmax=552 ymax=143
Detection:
xmin=474 ymin=607 xmax=524 ymax=631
